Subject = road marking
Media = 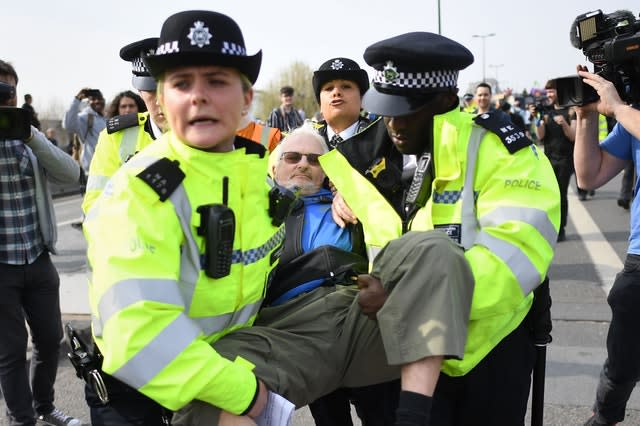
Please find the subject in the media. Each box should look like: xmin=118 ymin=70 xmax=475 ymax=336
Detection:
xmin=567 ymin=186 xmax=621 ymax=295
xmin=57 ymin=218 xmax=83 ymax=227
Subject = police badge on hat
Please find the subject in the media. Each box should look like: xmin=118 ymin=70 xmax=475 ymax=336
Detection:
xmin=188 ymin=21 xmax=213 ymax=47
xmin=144 ymin=10 xmax=262 ymax=84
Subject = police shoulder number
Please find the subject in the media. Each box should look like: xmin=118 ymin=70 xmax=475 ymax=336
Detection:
xmin=106 ymin=112 xmax=143 ymax=134
xmin=474 ymin=112 xmax=531 ymax=154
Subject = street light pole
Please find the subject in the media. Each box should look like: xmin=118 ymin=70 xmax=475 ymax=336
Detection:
xmin=489 ymin=64 xmax=504 ymax=83
xmin=472 ymin=33 xmax=496 ymax=83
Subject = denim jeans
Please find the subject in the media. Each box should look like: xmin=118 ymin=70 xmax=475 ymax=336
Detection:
xmin=0 ymin=253 xmax=62 ymax=426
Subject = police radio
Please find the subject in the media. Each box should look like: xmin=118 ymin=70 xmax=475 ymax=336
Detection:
xmin=197 ymin=177 xmax=235 ymax=279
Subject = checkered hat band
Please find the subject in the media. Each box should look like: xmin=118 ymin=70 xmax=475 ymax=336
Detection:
xmin=373 ymin=69 xmax=458 ymax=89
xmin=131 ymin=57 xmax=150 ymax=75
xmin=221 ymin=41 xmax=246 ymax=56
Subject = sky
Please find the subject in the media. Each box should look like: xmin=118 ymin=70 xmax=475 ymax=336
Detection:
xmin=3 ymin=0 xmax=638 ymax=118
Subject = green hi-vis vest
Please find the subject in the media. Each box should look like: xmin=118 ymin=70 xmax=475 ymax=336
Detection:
xmin=320 ymin=107 xmax=560 ymax=376
xmin=82 ymin=112 xmax=156 ymax=214
xmin=85 ymin=132 xmax=283 ymax=414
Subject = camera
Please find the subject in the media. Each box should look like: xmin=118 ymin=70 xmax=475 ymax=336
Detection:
xmin=0 ymin=82 xmax=31 ymax=140
xmin=84 ymin=89 xmax=102 ymax=98
xmin=533 ymin=96 xmax=554 ymax=115
xmin=558 ymin=9 xmax=640 ymax=106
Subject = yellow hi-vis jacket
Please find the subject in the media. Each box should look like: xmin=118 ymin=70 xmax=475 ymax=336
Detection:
xmin=84 ymin=132 xmax=284 ymax=413
xmin=82 ymin=112 xmax=156 ymax=214
xmin=320 ymin=107 xmax=560 ymax=376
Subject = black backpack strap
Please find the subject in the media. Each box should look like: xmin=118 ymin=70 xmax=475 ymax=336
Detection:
xmin=264 ymin=245 xmax=368 ymax=306
xmin=136 ymin=157 xmax=185 ymax=202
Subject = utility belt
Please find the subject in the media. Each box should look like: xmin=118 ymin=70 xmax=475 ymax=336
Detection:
xmin=65 ymin=323 xmax=172 ymax=424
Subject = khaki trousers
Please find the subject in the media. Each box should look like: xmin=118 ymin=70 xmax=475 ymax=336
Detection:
xmin=173 ymin=230 xmax=474 ymax=425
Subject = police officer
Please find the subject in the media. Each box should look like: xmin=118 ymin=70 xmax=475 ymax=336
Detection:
xmin=323 ymin=32 xmax=560 ymax=425
xmin=309 ymin=56 xmax=401 ymax=426
xmin=311 ymin=57 xmax=373 ymax=148
xmin=81 ymin=37 xmax=168 ymax=214
xmin=84 ymin=10 xmax=282 ymax=426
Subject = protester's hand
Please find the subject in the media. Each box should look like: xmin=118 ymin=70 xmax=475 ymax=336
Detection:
xmin=331 ymin=192 xmax=358 ymax=228
xmin=356 ymin=274 xmax=387 ymax=320
xmin=576 ymin=65 xmax=624 ymax=117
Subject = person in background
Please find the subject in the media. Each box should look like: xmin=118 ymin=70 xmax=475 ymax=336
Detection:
xmin=63 ymin=88 xmax=106 ymax=175
xmin=45 ymin=128 xmax=58 ymax=147
xmin=0 ymin=59 xmax=82 ymax=426
xmin=266 ymin=85 xmax=304 ymax=132
xmin=236 ymin=112 xmax=282 ymax=152
xmin=460 ymin=93 xmax=474 ymax=113
xmin=531 ymin=79 xmax=577 ymax=242
xmin=105 ymin=90 xmax=146 ymax=119
xmin=500 ymin=100 xmax=526 ymax=131
xmin=574 ymin=65 xmax=640 ymax=426
xmin=80 ymin=37 xmax=168 ymax=217
xmin=473 ymin=82 xmax=493 ymax=114
xmin=22 ymin=93 xmax=41 ymax=130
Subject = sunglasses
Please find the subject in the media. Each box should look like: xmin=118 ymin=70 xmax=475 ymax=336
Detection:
xmin=281 ymin=151 xmax=322 ymax=166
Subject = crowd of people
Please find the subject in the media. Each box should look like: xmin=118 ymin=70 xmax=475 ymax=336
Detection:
xmin=1 ymin=7 xmax=639 ymax=426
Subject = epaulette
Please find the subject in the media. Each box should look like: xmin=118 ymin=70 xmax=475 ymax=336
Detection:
xmin=106 ymin=112 xmax=145 ymax=134
xmin=136 ymin=157 xmax=185 ymax=202
xmin=473 ymin=111 xmax=532 ymax=154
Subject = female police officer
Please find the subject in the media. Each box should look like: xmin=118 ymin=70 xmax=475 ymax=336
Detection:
xmin=83 ymin=10 xmax=280 ymax=425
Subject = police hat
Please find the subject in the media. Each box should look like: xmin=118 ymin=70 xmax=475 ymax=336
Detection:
xmin=119 ymin=38 xmax=159 ymax=91
xmin=312 ymin=57 xmax=370 ymax=103
xmin=143 ymin=10 xmax=262 ymax=84
xmin=362 ymin=32 xmax=474 ymax=117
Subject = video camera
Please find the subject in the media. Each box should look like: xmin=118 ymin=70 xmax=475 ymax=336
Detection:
xmin=533 ymin=96 xmax=554 ymax=115
xmin=557 ymin=9 xmax=640 ymax=107
xmin=0 ymin=82 xmax=32 ymax=140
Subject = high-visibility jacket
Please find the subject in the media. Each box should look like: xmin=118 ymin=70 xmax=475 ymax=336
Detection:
xmin=236 ymin=121 xmax=282 ymax=152
xmin=598 ymin=114 xmax=610 ymax=142
xmin=84 ymin=132 xmax=283 ymax=413
xmin=82 ymin=112 xmax=156 ymax=214
xmin=320 ymin=107 xmax=560 ymax=376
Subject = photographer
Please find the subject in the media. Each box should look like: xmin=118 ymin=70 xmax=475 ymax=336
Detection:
xmin=574 ymin=65 xmax=640 ymax=426
xmin=0 ymin=59 xmax=82 ymax=426
xmin=530 ymin=79 xmax=578 ymax=242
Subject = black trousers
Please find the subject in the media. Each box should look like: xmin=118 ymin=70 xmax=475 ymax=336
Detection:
xmin=430 ymin=318 xmax=536 ymax=426
xmin=0 ymin=253 xmax=62 ymax=426
xmin=308 ymin=380 xmax=401 ymax=426
xmin=85 ymin=371 xmax=171 ymax=426
xmin=592 ymin=254 xmax=640 ymax=423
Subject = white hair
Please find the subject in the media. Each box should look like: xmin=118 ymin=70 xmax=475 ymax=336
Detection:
xmin=272 ymin=122 xmax=329 ymax=167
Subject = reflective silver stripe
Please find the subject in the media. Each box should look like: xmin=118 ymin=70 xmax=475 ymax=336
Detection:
xmin=111 ymin=313 xmax=200 ymax=389
xmin=231 ymin=227 xmax=285 ymax=265
xmin=193 ymin=299 xmax=262 ymax=335
xmin=475 ymin=231 xmax=541 ymax=295
xmin=259 ymin=125 xmax=271 ymax=147
xmin=86 ymin=174 xmax=110 ymax=192
xmin=97 ymin=278 xmax=185 ymax=327
xmin=91 ymin=314 xmax=102 ymax=337
xmin=119 ymin=126 xmax=139 ymax=163
xmin=460 ymin=126 xmax=486 ymax=249
xmin=168 ymin=185 xmax=201 ymax=306
xmin=479 ymin=206 xmax=557 ymax=249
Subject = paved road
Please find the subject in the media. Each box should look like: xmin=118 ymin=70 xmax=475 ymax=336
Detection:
xmin=3 ymin=174 xmax=640 ymax=425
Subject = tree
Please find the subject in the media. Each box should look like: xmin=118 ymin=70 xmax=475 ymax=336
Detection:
xmin=253 ymin=61 xmax=317 ymax=122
